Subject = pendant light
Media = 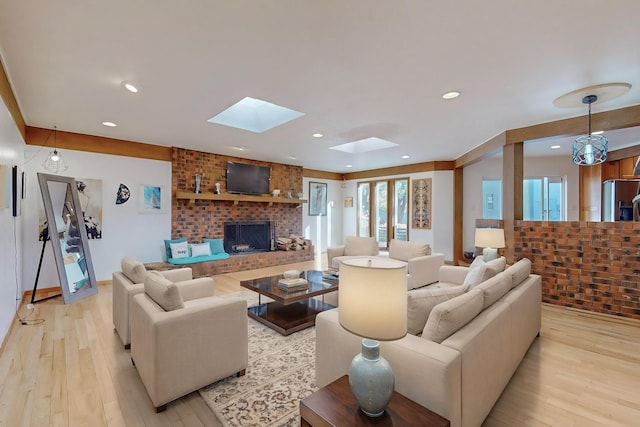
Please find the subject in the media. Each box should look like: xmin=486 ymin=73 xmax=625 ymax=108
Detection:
xmin=42 ymin=126 xmax=69 ymax=173
xmin=571 ymin=95 xmax=608 ymax=166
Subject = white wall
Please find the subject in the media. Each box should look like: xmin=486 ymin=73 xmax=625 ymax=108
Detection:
xmin=302 ymin=177 xmax=342 ymax=254
xmin=0 ymin=102 xmax=24 ymax=344
xmin=22 ymin=147 xmax=171 ymax=290
xmin=462 ymin=154 xmax=580 ymax=251
xmin=339 ymin=171 xmax=455 ymax=261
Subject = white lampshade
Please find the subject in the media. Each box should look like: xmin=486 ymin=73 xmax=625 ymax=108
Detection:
xmin=338 ymin=258 xmax=407 ymax=341
xmin=474 ymin=228 xmax=505 ymax=249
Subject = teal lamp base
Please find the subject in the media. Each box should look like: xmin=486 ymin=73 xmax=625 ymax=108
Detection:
xmin=348 ymin=338 xmax=395 ymax=417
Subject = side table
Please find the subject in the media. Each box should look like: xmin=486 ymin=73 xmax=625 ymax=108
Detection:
xmin=300 ymin=375 xmax=450 ymax=427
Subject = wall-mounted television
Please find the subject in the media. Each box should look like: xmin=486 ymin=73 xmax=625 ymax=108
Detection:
xmin=226 ymin=161 xmax=271 ymax=195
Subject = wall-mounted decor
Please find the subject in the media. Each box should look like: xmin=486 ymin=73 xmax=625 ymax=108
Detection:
xmin=344 ymin=196 xmax=353 ymax=208
xmin=309 ymin=181 xmax=327 ymax=216
xmin=139 ymin=184 xmax=165 ymax=213
xmin=76 ymin=179 xmax=103 ymax=239
xmin=412 ymin=178 xmax=431 ymax=229
xmin=116 ymin=183 xmax=130 ymax=205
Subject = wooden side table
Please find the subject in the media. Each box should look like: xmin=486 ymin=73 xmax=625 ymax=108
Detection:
xmin=300 ymin=375 xmax=450 ymax=427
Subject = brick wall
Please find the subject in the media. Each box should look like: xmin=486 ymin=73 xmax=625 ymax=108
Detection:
xmin=171 ymin=147 xmax=304 ymax=241
xmin=170 ymin=147 xmax=310 ymax=274
xmin=513 ymin=220 xmax=640 ymax=320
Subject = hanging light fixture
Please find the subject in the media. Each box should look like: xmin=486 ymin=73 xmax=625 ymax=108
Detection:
xmin=42 ymin=126 xmax=69 ymax=173
xmin=572 ymin=95 xmax=608 ymax=165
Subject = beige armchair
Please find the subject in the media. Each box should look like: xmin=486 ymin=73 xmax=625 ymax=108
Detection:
xmin=130 ymin=272 xmax=248 ymax=412
xmin=387 ymin=239 xmax=445 ymax=289
xmin=327 ymin=236 xmax=379 ymax=268
xmin=112 ymin=256 xmax=213 ymax=348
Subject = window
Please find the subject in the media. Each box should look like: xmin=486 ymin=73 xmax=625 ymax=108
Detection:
xmin=481 ymin=176 xmax=565 ymax=221
xmin=357 ymin=178 xmax=409 ymax=248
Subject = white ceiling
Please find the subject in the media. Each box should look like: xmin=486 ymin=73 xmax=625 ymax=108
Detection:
xmin=1 ymin=1 xmax=639 ymax=173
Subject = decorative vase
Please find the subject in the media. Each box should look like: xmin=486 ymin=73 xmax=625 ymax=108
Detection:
xmin=194 ymin=174 xmax=202 ymax=194
xmin=348 ymin=339 xmax=395 ymax=417
xmin=215 ymin=182 xmax=221 ymax=194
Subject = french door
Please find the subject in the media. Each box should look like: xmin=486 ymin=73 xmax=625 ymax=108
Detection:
xmin=357 ymin=178 xmax=409 ymax=249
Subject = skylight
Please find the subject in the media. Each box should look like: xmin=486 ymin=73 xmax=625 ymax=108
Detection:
xmin=207 ymin=97 xmax=304 ymax=133
xmin=329 ymin=137 xmax=399 ymax=154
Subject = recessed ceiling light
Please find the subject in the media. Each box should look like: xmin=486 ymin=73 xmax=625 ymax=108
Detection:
xmin=592 ymin=130 xmax=604 ymax=135
xmin=122 ymin=81 xmax=139 ymax=93
xmin=312 ymin=133 xmax=323 ymax=138
xmin=287 ymin=155 xmax=297 ymax=160
xmin=232 ymin=146 xmax=246 ymax=151
xmin=401 ymin=155 xmax=410 ymax=159
xmin=442 ymin=91 xmax=460 ymax=100
xmin=550 ymin=145 xmax=561 ymax=149
xmin=102 ymin=121 xmax=117 ymax=127
xmin=345 ymin=164 xmax=353 ymax=168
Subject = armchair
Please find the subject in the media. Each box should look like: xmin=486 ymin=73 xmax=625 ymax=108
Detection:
xmin=130 ymin=272 xmax=248 ymax=412
xmin=387 ymin=239 xmax=445 ymax=289
xmin=112 ymin=256 xmax=213 ymax=348
xmin=327 ymin=236 xmax=379 ymax=268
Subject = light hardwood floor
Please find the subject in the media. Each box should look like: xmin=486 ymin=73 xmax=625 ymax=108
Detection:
xmin=1 ymin=258 xmax=638 ymax=426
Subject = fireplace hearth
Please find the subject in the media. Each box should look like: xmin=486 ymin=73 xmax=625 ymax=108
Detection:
xmin=224 ymin=221 xmax=273 ymax=254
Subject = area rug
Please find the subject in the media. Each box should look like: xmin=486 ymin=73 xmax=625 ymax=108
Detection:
xmin=199 ymin=291 xmax=317 ymax=427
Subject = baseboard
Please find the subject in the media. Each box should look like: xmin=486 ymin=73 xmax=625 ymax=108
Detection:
xmin=0 ymin=313 xmax=20 ymax=356
xmin=21 ymin=280 xmax=111 ymax=302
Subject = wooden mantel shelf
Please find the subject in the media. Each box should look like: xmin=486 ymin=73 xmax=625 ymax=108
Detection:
xmin=176 ymin=190 xmax=307 ymax=205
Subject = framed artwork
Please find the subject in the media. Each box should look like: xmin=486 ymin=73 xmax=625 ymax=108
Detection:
xmin=344 ymin=196 xmax=353 ymax=208
xmin=412 ymin=178 xmax=431 ymax=229
xmin=138 ymin=184 xmax=165 ymax=213
xmin=309 ymin=181 xmax=327 ymax=216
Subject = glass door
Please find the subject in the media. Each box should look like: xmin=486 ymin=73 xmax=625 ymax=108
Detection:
xmin=357 ymin=178 xmax=409 ymax=248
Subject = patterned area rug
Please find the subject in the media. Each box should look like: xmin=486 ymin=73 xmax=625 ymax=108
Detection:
xmin=199 ymin=291 xmax=317 ymax=426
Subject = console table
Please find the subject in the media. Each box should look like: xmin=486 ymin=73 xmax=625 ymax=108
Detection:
xmin=300 ymin=375 xmax=450 ymax=426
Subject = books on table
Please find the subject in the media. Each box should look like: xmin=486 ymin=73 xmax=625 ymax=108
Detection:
xmin=322 ymin=268 xmax=339 ymax=281
xmin=278 ymin=277 xmax=309 ymax=291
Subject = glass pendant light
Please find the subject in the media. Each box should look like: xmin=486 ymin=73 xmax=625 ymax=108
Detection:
xmin=42 ymin=126 xmax=69 ymax=173
xmin=572 ymin=95 xmax=608 ymax=166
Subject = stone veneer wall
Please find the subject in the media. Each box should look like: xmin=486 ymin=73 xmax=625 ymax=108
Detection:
xmin=513 ymin=220 xmax=640 ymax=320
xmin=170 ymin=147 xmax=313 ymax=273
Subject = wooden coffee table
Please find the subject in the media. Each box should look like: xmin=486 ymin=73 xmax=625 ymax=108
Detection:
xmin=300 ymin=375 xmax=450 ymax=427
xmin=240 ymin=270 xmax=337 ymax=335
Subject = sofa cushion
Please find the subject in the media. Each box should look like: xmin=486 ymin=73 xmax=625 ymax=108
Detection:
xmin=506 ymin=258 xmax=532 ymax=288
xmin=121 ymin=256 xmax=147 ymax=284
xmin=389 ymin=239 xmax=431 ymax=262
xmin=170 ymin=241 xmax=190 ymax=259
xmin=190 ymin=242 xmax=212 ymax=257
xmin=407 ymin=286 xmax=466 ymax=335
xmin=474 ymin=273 xmax=512 ymax=309
xmin=203 ymin=238 xmax=226 ymax=255
xmin=164 ymin=237 xmax=187 ymax=260
xmin=343 ymin=236 xmax=379 ymax=257
xmin=485 ymin=256 xmax=507 ymax=274
xmin=422 ymin=289 xmax=483 ymax=343
xmin=144 ymin=271 xmax=184 ymax=311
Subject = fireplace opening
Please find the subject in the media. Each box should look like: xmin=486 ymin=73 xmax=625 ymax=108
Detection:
xmin=223 ymin=221 xmax=273 ymax=254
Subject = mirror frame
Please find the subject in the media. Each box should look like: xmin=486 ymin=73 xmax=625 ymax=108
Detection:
xmin=37 ymin=173 xmax=98 ymax=304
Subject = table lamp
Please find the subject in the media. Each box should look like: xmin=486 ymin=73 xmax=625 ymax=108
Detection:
xmin=474 ymin=228 xmax=505 ymax=261
xmin=338 ymin=257 xmax=407 ymax=417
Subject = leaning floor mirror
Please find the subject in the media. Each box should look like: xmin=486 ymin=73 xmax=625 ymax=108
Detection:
xmin=37 ymin=173 xmax=98 ymax=303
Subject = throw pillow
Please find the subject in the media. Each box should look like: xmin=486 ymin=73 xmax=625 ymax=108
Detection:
xmin=164 ymin=237 xmax=187 ymax=260
xmin=203 ymin=238 xmax=225 ymax=254
xmin=485 ymin=256 xmax=507 ymax=274
xmin=389 ymin=239 xmax=431 ymax=262
xmin=120 ymin=256 xmax=147 ymax=284
xmin=169 ymin=241 xmax=189 ymax=259
xmin=190 ymin=242 xmax=212 ymax=257
xmin=144 ymin=271 xmax=184 ymax=311
xmin=407 ymin=286 xmax=466 ymax=335
xmin=422 ymin=289 xmax=483 ymax=343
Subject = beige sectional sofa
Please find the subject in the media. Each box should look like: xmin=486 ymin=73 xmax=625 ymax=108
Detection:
xmin=315 ymin=258 xmax=541 ymax=427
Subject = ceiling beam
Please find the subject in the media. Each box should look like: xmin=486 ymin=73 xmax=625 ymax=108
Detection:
xmin=0 ymin=55 xmax=25 ymax=140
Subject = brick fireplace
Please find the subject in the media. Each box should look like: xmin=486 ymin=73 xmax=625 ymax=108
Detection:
xmin=171 ymin=147 xmax=313 ymax=275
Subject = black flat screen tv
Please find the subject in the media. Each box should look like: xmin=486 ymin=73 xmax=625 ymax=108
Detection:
xmin=226 ymin=161 xmax=271 ymax=195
